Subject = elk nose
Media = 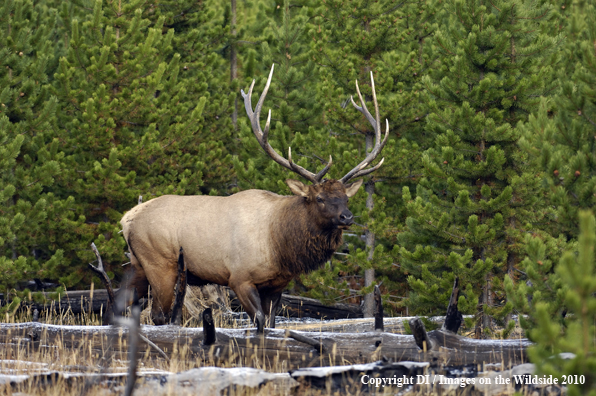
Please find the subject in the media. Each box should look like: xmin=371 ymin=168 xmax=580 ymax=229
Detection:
xmin=339 ymin=211 xmax=354 ymax=225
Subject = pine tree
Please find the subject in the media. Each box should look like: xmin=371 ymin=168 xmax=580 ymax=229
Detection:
xmin=506 ymin=0 xmax=596 ymax=333
xmin=303 ymin=0 xmax=438 ymax=315
xmin=52 ymin=0 xmax=232 ymax=287
xmin=373 ymin=0 xmax=440 ymax=315
xmin=155 ymin=0 xmax=236 ymax=174
xmin=399 ymin=0 xmax=560 ymax=336
xmin=504 ymin=230 xmax=568 ymax=330
xmin=0 ymin=0 xmax=80 ymax=298
xmin=259 ymin=0 xmax=321 ymax=135
xmin=518 ymin=0 xmax=596 ymax=240
xmin=529 ymin=211 xmax=596 ymax=395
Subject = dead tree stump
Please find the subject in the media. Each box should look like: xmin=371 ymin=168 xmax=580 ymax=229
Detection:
xmin=442 ymin=277 xmax=463 ymax=333
xmin=374 ymin=285 xmax=383 ymax=332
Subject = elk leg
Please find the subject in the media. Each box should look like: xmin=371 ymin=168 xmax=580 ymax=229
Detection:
xmin=169 ymin=248 xmax=187 ymax=325
xmin=145 ymin=262 xmax=178 ymax=325
xmin=260 ymin=291 xmax=282 ymax=329
xmin=233 ymin=282 xmax=265 ymax=333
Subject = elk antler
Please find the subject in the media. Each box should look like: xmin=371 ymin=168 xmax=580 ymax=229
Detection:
xmin=339 ymin=72 xmax=390 ymax=184
xmin=241 ymin=64 xmax=332 ymax=184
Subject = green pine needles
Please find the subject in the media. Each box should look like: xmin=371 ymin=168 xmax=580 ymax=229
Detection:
xmin=528 ymin=211 xmax=596 ymax=395
xmin=2 ymin=1 xmax=596 ymax=369
xmin=399 ymin=0 xmax=560 ymax=336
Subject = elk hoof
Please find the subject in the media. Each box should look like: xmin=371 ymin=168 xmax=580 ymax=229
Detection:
xmin=255 ymin=312 xmax=265 ymax=334
xmin=151 ymin=312 xmax=168 ymax=326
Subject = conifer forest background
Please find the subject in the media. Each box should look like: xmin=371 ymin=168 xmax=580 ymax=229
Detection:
xmin=2 ymin=0 xmax=596 ymax=378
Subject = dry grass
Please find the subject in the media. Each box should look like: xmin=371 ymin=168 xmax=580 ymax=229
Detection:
xmin=1 ymin=288 xmax=346 ymax=395
xmin=1 ymin=288 xmax=526 ymax=395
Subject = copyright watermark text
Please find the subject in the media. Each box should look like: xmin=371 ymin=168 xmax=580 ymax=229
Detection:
xmin=361 ymin=374 xmax=586 ymax=388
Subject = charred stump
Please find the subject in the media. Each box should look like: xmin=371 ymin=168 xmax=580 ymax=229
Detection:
xmin=374 ymin=285 xmax=383 ymax=332
xmin=442 ymin=277 xmax=463 ymax=333
xmin=409 ymin=318 xmax=433 ymax=352
xmin=202 ymin=308 xmax=216 ymax=346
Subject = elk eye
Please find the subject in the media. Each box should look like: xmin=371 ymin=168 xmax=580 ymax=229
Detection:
xmin=316 ymin=196 xmax=324 ymax=203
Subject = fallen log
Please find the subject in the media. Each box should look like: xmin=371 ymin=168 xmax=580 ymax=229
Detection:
xmin=0 ymin=322 xmax=531 ymax=369
xmin=0 ymin=289 xmax=115 ymax=318
xmin=408 ymin=317 xmax=532 ymax=370
xmin=291 ymin=360 xmax=429 ymax=392
xmin=274 ymin=293 xmax=363 ymax=319
xmin=1 ymin=366 xmax=299 ymax=395
xmin=0 ymin=288 xmax=363 ymax=320
xmin=286 ymin=329 xmax=328 ymax=355
xmin=2 ymin=359 xmax=567 ymax=396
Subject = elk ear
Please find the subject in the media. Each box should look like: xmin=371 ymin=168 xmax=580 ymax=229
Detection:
xmin=344 ymin=179 xmax=364 ymax=198
xmin=286 ymin=179 xmax=309 ymax=197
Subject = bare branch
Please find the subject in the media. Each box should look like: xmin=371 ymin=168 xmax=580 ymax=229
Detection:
xmin=88 ymin=243 xmax=115 ymax=310
xmin=286 ymin=330 xmax=328 ymax=354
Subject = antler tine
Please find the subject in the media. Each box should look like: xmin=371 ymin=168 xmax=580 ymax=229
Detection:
xmin=370 ymin=71 xmax=382 ymax=144
xmin=350 ymin=78 xmax=378 ymax=136
xmin=340 ymin=73 xmax=389 ymax=184
xmin=314 ymin=155 xmax=333 ymax=182
xmin=254 ymin=65 xmax=275 ymax=123
xmin=288 ymin=147 xmax=333 ymax=183
xmin=242 ymin=64 xmax=333 ymax=184
xmin=241 ymin=79 xmax=256 ymax=120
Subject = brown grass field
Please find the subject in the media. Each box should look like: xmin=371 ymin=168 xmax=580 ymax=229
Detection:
xmin=0 ymin=289 xmax=532 ymax=396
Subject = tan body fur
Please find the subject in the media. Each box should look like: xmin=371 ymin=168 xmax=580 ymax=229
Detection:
xmin=120 ymin=181 xmax=355 ymax=327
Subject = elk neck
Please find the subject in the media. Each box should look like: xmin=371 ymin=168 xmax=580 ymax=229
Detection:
xmin=270 ymin=195 xmax=343 ymax=277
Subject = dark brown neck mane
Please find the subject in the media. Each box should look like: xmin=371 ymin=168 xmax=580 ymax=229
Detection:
xmin=270 ymin=196 xmax=343 ymax=277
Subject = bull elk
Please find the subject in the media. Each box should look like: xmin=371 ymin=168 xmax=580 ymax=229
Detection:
xmin=120 ymin=65 xmax=389 ymax=332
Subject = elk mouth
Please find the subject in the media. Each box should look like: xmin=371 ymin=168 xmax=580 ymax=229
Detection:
xmin=337 ymin=211 xmax=354 ymax=229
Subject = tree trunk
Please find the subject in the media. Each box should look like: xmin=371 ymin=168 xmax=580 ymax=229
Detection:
xmin=362 ymin=132 xmax=375 ymax=318
xmin=505 ymin=222 xmax=516 ymax=326
xmin=230 ymin=0 xmax=238 ymax=129
xmin=482 ymin=273 xmax=492 ymax=333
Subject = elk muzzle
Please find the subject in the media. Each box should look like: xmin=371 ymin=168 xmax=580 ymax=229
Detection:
xmin=339 ymin=210 xmax=354 ymax=227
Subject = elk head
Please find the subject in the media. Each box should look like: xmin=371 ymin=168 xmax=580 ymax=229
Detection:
xmin=286 ymin=178 xmax=361 ymax=230
xmin=241 ymin=65 xmax=389 ymax=229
